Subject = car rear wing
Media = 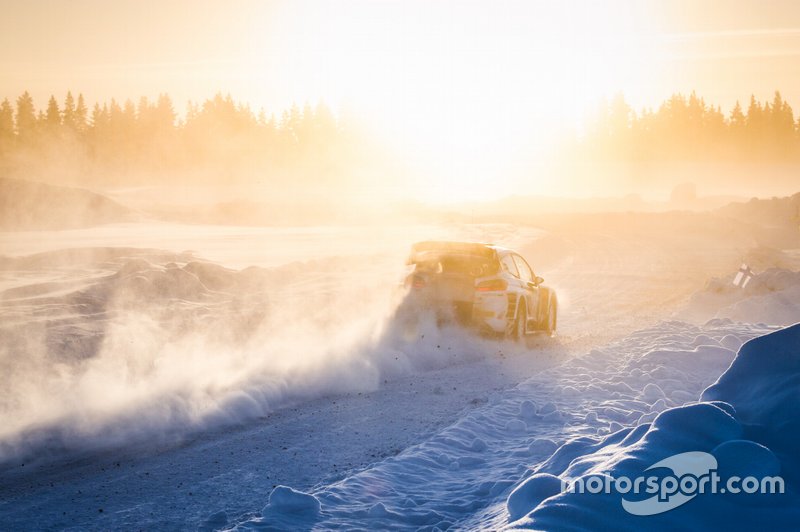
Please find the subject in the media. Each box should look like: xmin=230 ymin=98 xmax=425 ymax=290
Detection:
xmin=407 ymin=241 xmax=497 ymax=264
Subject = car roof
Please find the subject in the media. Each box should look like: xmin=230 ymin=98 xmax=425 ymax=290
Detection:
xmin=408 ymin=241 xmax=516 ymax=263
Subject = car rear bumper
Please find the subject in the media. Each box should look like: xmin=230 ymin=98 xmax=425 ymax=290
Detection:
xmin=472 ymin=292 xmax=510 ymax=333
xmin=399 ymin=291 xmax=510 ymax=334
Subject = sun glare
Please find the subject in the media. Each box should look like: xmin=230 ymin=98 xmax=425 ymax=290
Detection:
xmin=259 ymin=1 xmax=653 ymax=203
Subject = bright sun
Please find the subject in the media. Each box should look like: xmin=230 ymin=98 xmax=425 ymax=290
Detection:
xmin=260 ymin=1 xmax=654 ymax=203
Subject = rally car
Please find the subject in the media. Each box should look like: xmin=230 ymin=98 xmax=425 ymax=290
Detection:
xmin=400 ymin=241 xmax=557 ymax=339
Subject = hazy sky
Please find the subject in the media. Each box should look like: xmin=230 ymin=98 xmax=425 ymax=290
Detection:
xmin=2 ymin=0 xmax=799 ymax=199
xmin=3 ymin=1 xmax=799 ymax=108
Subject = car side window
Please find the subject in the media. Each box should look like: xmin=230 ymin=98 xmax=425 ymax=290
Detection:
xmin=513 ymin=254 xmax=534 ymax=283
xmin=501 ymin=254 xmax=519 ymax=278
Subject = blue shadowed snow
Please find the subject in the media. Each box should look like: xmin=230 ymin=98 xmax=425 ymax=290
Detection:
xmin=506 ymin=473 xmax=563 ymax=521
xmin=702 ymin=323 xmax=800 ymax=484
xmin=512 ymin=323 xmax=800 ymax=531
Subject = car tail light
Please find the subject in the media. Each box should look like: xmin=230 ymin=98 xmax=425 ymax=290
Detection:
xmin=475 ymin=279 xmax=507 ymax=292
xmin=411 ymin=275 xmax=426 ymax=289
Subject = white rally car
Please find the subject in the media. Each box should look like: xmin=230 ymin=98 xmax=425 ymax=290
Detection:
xmin=400 ymin=241 xmax=558 ymax=339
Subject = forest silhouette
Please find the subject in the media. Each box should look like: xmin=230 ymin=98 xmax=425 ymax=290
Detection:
xmin=0 ymin=91 xmax=384 ymax=190
xmin=1 ymin=90 xmax=799 ymax=192
xmin=574 ymin=91 xmax=800 ymax=162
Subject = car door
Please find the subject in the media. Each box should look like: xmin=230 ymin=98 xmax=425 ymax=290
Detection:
xmin=512 ymin=254 xmax=539 ymax=325
xmin=499 ymin=253 xmax=524 ymax=317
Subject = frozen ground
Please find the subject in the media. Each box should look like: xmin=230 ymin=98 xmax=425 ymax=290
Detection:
xmin=0 ymin=216 xmax=798 ymax=530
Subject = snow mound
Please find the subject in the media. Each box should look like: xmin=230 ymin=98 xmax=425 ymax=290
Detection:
xmin=262 ymin=486 xmax=321 ymax=516
xmin=684 ymin=268 xmax=800 ymax=325
xmin=713 ymin=440 xmax=781 ymax=481
xmin=507 ymin=473 xmax=563 ymax=521
xmin=0 ymin=177 xmax=131 ymax=229
xmin=702 ymin=323 xmax=800 ymax=482
xmin=511 ymin=323 xmax=800 ymax=530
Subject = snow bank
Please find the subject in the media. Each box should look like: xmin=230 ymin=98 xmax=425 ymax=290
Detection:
xmin=506 ymin=473 xmax=562 ymax=521
xmin=0 ymin=177 xmax=131 ymax=229
xmin=510 ymin=324 xmax=800 ymax=530
xmin=262 ymin=486 xmax=321 ymax=517
xmin=683 ymin=267 xmax=800 ymax=325
xmin=702 ymin=324 xmax=800 ymax=483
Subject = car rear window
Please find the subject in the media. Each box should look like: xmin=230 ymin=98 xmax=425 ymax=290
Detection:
xmin=414 ymin=253 xmax=498 ymax=276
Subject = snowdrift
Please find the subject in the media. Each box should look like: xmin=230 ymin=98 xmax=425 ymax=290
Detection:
xmin=684 ymin=267 xmax=800 ymax=326
xmin=716 ymin=193 xmax=800 ymax=249
xmin=702 ymin=324 xmax=800 ymax=486
xmin=0 ymin=177 xmax=131 ymax=229
xmin=509 ymin=323 xmax=800 ymax=530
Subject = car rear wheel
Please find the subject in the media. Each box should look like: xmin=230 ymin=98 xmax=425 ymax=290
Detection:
xmin=544 ymin=298 xmax=558 ymax=336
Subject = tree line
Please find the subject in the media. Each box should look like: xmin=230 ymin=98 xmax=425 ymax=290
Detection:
xmin=1 ymin=89 xmax=799 ymax=188
xmin=0 ymin=91 xmax=377 ymax=187
xmin=575 ymin=91 xmax=800 ymax=162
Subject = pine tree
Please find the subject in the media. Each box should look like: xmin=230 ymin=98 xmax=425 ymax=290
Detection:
xmin=771 ymin=91 xmax=794 ymax=135
xmin=288 ymin=103 xmax=302 ymax=140
xmin=703 ymin=104 xmax=726 ymax=155
xmin=0 ymin=98 xmax=14 ymax=149
xmin=745 ymin=95 xmax=762 ymax=131
xmin=687 ymin=91 xmax=704 ymax=130
xmin=15 ymin=91 xmax=36 ymax=140
xmin=730 ymin=101 xmax=745 ymax=131
xmin=109 ymin=99 xmax=122 ymax=119
xmin=299 ymin=102 xmax=315 ymax=143
xmin=155 ymin=94 xmax=175 ymax=130
xmin=137 ymin=96 xmax=152 ymax=131
xmin=62 ymin=91 xmax=76 ymax=129
xmin=185 ymin=100 xmax=198 ymax=124
xmin=89 ymin=102 xmax=110 ymax=158
xmin=744 ymin=94 xmax=765 ymax=153
xmin=122 ymin=99 xmax=136 ymax=125
xmin=90 ymin=103 xmax=109 ymax=130
xmin=75 ymin=94 xmax=88 ymax=132
xmin=90 ymin=103 xmax=102 ymax=129
xmin=45 ymin=95 xmax=61 ymax=128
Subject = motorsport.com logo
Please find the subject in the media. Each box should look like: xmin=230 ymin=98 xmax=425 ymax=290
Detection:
xmin=562 ymin=451 xmax=784 ymax=515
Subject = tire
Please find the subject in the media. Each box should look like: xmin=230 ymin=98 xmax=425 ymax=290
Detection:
xmin=544 ymin=297 xmax=558 ymax=336
xmin=513 ymin=299 xmax=527 ymax=341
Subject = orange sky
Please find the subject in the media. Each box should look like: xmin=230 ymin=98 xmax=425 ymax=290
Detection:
xmin=2 ymin=0 xmax=800 ymax=200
